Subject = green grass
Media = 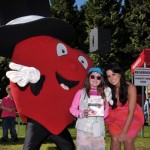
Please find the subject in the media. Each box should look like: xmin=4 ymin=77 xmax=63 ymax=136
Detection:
xmin=0 ymin=118 xmax=150 ymax=150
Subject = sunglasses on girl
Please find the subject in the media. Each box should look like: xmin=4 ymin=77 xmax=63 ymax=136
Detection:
xmin=90 ymin=75 xmax=101 ymax=80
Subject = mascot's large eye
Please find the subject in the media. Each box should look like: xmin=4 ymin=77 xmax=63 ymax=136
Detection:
xmin=57 ymin=43 xmax=68 ymax=56
xmin=78 ymin=56 xmax=88 ymax=69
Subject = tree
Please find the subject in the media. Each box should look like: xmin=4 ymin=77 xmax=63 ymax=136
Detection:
xmin=50 ymin=0 xmax=77 ymax=23
xmin=0 ymin=57 xmax=10 ymax=99
xmin=50 ymin=0 xmax=90 ymax=53
xmin=122 ymin=0 xmax=150 ymax=57
xmin=83 ymin=0 xmax=123 ymax=67
xmin=83 ymin=0 xmax=150 ymax=72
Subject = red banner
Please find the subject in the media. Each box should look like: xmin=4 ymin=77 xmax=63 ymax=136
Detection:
xmin=130 ymin=49 xmax=150 ymax=74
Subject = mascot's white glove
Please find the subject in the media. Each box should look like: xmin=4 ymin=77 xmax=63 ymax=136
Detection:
xmin=104 ymin=87 xmax=113 ymax=105
xmin=6 ymin=62 xmax=41 ymax=87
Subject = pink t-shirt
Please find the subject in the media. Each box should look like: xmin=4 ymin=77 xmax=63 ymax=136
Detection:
xmin=1 ymin=96 xmax=16 ymax=118
xmin=70 ymin=89 xmax=109 ymax=118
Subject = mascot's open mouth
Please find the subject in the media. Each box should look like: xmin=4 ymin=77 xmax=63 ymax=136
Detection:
xmin=56 ymin=72 xmax=79 ymax=90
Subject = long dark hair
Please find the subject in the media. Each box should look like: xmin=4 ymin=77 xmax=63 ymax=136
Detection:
xmin=84 ymin=72 xmax=105 ymax=99
xmin=104 ymin=63 xmax=128 ymax=109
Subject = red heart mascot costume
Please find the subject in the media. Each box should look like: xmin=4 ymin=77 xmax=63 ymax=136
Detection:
xmin=0 ymin=0 xmax=93 ymax=149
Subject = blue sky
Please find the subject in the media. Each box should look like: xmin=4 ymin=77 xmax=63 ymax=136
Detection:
xmin=75 ymin=0 xmax=125 ymax=9
xmin=75 ymin=0 xmax=88 ymax=9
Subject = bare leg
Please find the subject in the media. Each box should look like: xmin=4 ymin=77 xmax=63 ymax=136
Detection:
xmin=124 ymin=137 xmax=136 ymax=150
xmin=110 ymin=135 xmax=121 ymax=150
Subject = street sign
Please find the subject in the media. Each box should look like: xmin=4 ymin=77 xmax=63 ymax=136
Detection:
xmin=134 ymin=68 xmax=150 ymax=86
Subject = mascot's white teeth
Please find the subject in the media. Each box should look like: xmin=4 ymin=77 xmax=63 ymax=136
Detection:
xmin=60 ymin=83 xmax=69 ymax=90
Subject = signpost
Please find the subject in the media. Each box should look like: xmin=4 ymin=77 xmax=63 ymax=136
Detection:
xmin=134 ymin=68 xmax=150 ymax=86
xmin=134 ymin=67 xmax=150 ymax=128
xmin=131 ymin=49 xmax=150 ymax=137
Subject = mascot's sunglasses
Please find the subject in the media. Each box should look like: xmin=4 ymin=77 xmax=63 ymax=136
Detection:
xmin=90 ymin=75 xmax=101 ymax=80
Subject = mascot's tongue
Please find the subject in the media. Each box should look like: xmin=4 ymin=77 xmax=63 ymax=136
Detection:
xmin=60 ymin=83 xmax=69 ymax=90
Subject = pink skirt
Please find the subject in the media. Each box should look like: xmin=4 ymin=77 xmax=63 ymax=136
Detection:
xmin=105 ymin=101 xmax=144 ymax=137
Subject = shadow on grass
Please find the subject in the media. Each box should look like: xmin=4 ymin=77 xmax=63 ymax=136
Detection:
xmin=0 ymin=137 xmax=25 ymax=145
xmin=0 ymin=137 xmax=59 ymax=149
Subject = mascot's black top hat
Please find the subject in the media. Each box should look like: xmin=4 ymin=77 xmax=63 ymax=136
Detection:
xmin=0 ymin=0 xmax=75 ymax=58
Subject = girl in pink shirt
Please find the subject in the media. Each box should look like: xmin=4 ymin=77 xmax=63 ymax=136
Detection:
xmin=70 ymin=67 xmax=112 ymax=150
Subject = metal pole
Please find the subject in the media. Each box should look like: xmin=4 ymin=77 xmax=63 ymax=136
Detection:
xmin=141 ymin=62 xmax=147 ymax=138
xmin=141 ymin=86 xmax=144 ymax=138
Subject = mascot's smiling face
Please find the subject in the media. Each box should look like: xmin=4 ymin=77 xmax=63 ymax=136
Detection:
xmin=11 ymin=35 xmax=93 ymax=134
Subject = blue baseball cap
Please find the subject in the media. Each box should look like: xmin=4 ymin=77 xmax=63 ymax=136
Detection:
xmin=88 ymin=67 xmax=103 ymax=75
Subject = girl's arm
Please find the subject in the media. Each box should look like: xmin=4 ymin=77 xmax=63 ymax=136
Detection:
xmin=69 ymin=89 xmax=84 ymax=118
xmin=104 ymin=101 xmax=109 ymax=119
xmin=1 ymin=98 xmax=17 ymax=112
xmin=119 ymin=83 xmax=137 ymax=141
xmin=1 ymin=105 xmax=16 ymax=112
